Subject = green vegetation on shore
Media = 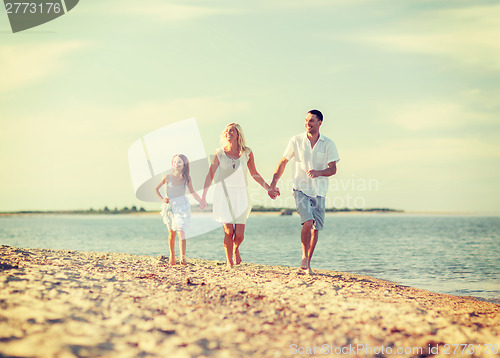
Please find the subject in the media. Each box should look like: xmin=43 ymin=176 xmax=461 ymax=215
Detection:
xmin=252 ymin=206 xmax=403 ymax=215
xmin=2 ymin=206 xmax=147 ymax=215
xmin=1 ymin=206 xmax=403 ymax=215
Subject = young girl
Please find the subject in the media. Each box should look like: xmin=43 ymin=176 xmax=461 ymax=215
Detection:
xmin=155 ymin=154 xmax=204 ymax=265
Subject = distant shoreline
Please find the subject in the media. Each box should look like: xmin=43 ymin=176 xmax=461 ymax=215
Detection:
xmin=1 ymin=209 xmax=493 ymax=216
xmin=0 ymin=207 xmax=405 ymax=216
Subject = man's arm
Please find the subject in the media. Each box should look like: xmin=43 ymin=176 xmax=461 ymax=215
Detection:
xmin=271 ymin=157 xmax=289 ymax=188
xmin=307 ymin=161 xmax=337 ymax=178
xmin=270 ymin=137 xmax=294 ymax=197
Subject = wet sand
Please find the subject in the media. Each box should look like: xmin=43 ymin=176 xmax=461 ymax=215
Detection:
xmin=0 ymin=245 xmax=499 ymax=357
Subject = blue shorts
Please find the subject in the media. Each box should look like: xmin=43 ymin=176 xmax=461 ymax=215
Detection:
xmin=293 ymin=190 xmax=325 ymax=231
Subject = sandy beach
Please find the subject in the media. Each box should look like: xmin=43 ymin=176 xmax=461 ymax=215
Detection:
xmin=0 ymin=245 xmax=498 ymax=357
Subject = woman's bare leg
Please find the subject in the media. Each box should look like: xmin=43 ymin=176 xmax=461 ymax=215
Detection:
xmin=233 ymin=224 xmax=245 ymax=265
xmin=223 ymin=224 xmax=235 ymax=268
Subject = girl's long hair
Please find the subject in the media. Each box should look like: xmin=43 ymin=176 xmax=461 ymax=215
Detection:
xmin=173 ymin=154 xmax=190 ymax=184
xmin=220 ymin=123 xmax=248 ymax=155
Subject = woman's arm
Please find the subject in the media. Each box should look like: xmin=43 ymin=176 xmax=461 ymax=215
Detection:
xmin=247 ymin=151 xmax=276 ymax=195
xmin=200 ymin=153 xmax=220 ymax=205
xmin=186 ymin=177 xmax=204 ymax=207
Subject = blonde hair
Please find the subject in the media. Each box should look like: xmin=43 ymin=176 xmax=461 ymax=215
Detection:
xmin=220 ymin=123 xmax=248 ymax=155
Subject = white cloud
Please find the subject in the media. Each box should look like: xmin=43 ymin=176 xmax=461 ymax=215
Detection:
xmin=460 ymin=88 xmax=500 ymax=110
xmin=98 ymin=0 xmax=239 ymax=21
xmin=348 ymin=4 xmax=500 ymax=70
xmin=1 ymin=95 xmax=250 ymax=140
xmin=254 ymin=0 xmax=373 ymax=9
xmin=0 ymin=42 xmax=87 ymax=93
xmin=346 ymin=136 xmax=500 ymax=175
xmin=92 ymin=0 xmax=371 ymax=21
xmin=386 ymin=101 xmax=490 ymax=131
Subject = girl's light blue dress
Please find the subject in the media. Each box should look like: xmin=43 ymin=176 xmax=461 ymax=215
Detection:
xmin=160 ymin=174 xmax=190 ymax=232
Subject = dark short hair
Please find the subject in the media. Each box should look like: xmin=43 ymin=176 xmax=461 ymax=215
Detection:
xmin=308 ymin=109 xmax=323 ymax=121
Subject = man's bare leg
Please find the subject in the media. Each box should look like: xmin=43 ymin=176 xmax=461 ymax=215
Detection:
xmin=223 ymin=224 xmax=235 ymax=268
xmin=300 ymin=220 xmax=314 ymax=269
xmin=233 ymin=224 xmax=245 ymax=265
xmin=306 ymin=229 xmax=318 ymax=274
xmin=308 ymin=229 xmax=319 ymax=267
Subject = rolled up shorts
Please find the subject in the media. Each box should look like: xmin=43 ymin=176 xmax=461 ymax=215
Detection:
xmin=293 ymin=189 xmax=325 ymax=231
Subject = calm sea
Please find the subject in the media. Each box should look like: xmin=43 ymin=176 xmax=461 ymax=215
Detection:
xmin=1 ymin=213 xmax=499 ymax=303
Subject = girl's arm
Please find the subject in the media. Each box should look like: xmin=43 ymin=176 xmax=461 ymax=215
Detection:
xmin=154 ymin=177 xmax=169 ymax=203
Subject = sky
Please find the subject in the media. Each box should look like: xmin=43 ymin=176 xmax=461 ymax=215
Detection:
xmin=1 ymin=0 xmax=499 ymax=213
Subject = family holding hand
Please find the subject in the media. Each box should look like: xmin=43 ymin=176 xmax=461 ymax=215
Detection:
xmin=155 ymin=109 xmax=339 ymax=274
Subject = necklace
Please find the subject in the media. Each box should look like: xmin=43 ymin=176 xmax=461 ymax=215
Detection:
xmin=225 ymin=148 xmax=239 ymax=169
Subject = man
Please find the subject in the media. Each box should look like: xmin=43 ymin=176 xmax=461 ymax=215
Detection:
xmin=270 ymin=109 xmax=339 ymax=274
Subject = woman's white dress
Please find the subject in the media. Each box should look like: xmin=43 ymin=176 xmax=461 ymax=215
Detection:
xmin=212 ymin=148 xmax=251 ymax=224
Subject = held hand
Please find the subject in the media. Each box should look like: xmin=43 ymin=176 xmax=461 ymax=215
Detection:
xmin=269 ymin=184 xmax=281 ymax=199
xmin=199 ymin=199 xmax=207 ymax=210
xmin=307 ymin=170 xmax=320 ymax=179
xmin=164 ymin=197 xmax=170 ymax=204
xmin=268 ymin=187 xmax=280 ymax=200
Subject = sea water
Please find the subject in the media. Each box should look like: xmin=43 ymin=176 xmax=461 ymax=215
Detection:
xmin=1 ymin=213 xmax=499 ymax=303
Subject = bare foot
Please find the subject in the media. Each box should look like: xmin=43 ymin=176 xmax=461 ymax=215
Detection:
xmin=234 ymin=248 xmax=242 ymax=265
xmin=300 ymin=257 xmax=308 ymax=270
xmin=170 ymin=257 xmax=176 ymax=265
xmin=307 ymin=267 xmax=314 ymax=275
xmin=180 ymin=257 xmax=187 ymax=265
xmin=226 ymin=261 xmax=234 ymax=269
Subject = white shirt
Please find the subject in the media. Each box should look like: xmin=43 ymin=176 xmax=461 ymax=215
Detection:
xmin=283 ymin=132 xmax=339 ymax=197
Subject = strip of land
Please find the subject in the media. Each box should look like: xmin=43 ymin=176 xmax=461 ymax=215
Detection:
xmin=0 ymin=245 xmax=498 ymax=357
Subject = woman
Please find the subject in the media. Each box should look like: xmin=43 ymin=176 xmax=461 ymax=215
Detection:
xmin=201 ymin=123 xmax=278 ymax=268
